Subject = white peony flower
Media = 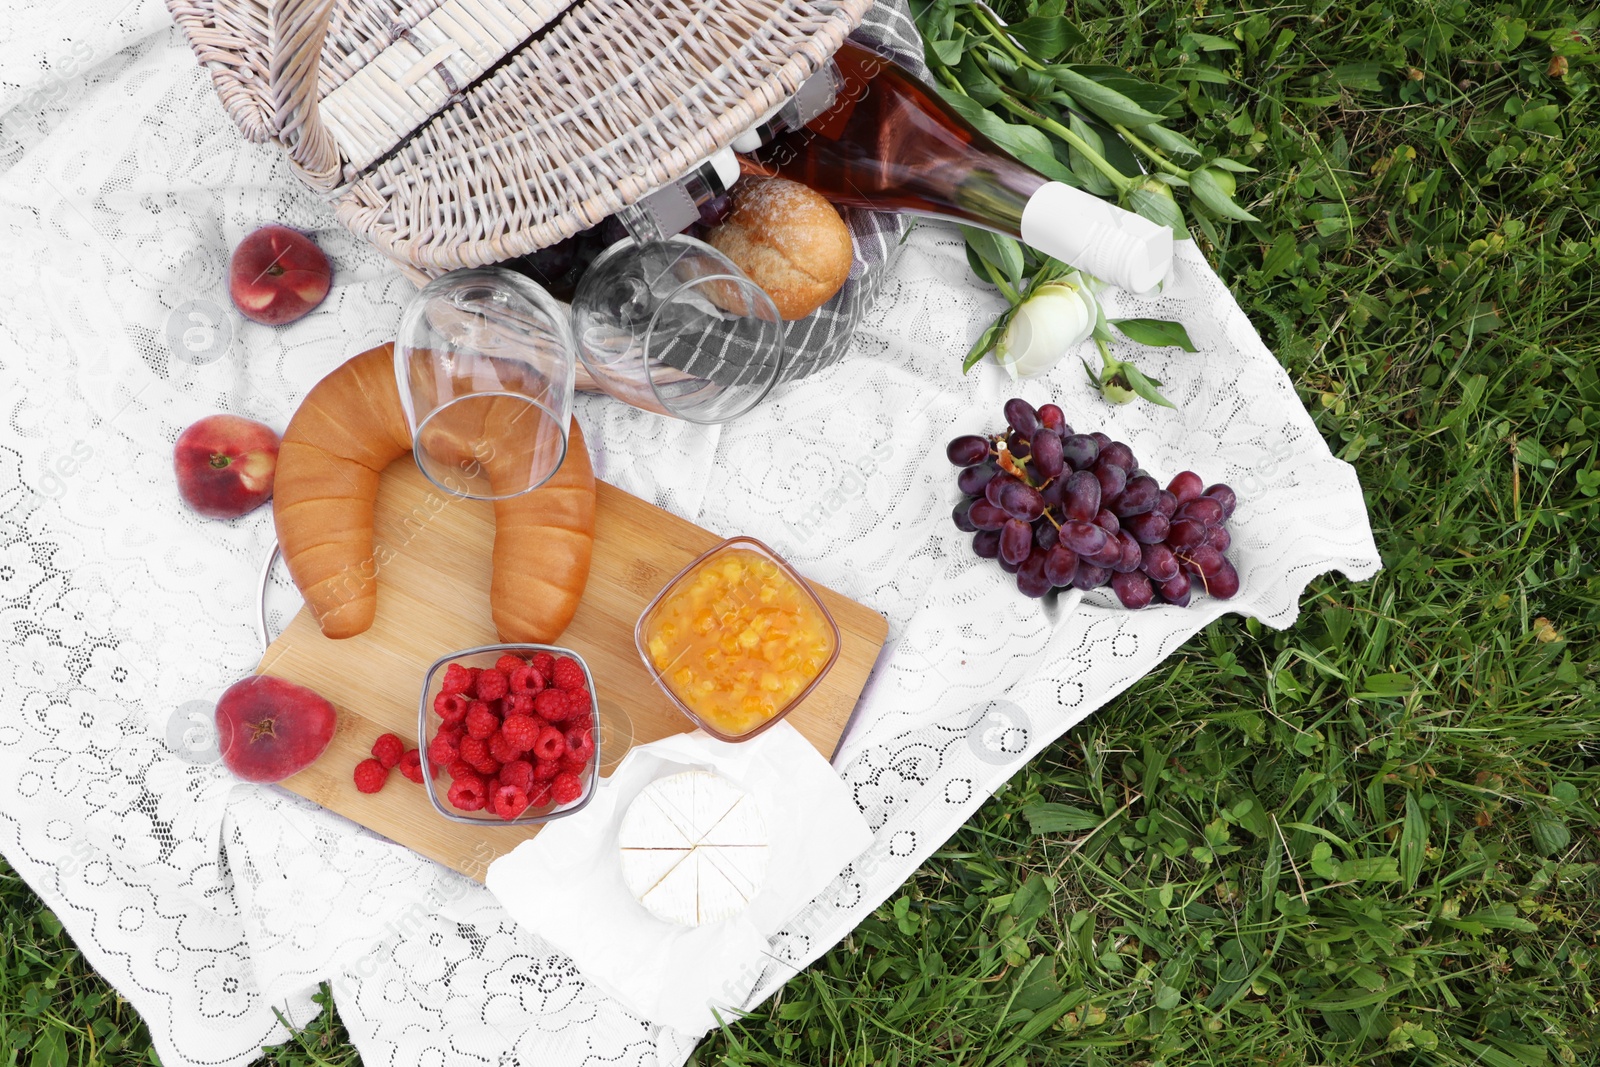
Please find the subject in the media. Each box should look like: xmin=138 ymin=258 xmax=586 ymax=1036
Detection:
xmin=993 ymin=271 xmax=1100 ymax=379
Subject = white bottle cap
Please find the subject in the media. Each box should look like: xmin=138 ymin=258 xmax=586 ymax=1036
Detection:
xmin=706 ymin=147 xmax=741 ymax=194
xmin=1019 ymin=182 xmax=1175 ymax=294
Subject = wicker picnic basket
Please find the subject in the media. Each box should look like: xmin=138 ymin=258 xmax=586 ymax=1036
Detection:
xmin=165 ymin=0 xmax=873 ymax=278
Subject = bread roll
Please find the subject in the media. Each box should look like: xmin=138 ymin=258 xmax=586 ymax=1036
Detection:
xmin=707 ymin=177 xmax=853 ymax=320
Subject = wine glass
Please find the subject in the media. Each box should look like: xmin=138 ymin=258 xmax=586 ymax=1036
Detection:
xmin=395 ymin=268 xmax=576 ymax=500
xmin=570 ymin=235 xmax=785 ymax=423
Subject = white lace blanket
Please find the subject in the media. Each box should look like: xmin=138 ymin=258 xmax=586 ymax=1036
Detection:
xmin=0 ymin=4 xmax=1380 ymax=1064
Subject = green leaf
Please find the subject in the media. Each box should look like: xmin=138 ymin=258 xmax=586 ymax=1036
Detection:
xmin=1399 ymin=792 xmax=1426 ymax=891
xmin=1259 ymin=233 xmax=1299 ymax=280
xmin=1342 ymin=856 xmax=1400 ymax=882
xmin=1188 ymin=31 xmax=1239 ymax=52
xmin=1117 ymin=362 xmax=1175 ymax=408
xmin=930 ymin=37 xmax=966 ymax=67
xmin=1006 ymin=14 xmax=1085 ymax=61
xmin=1189 ymin=167 xmax=1260 ymax=221
xmin=1310 ymin=841 xmax=1339 ymax=880
xmin=1123 ymin=186 xmax=1190 ymax=239
xmin=1169 ymin=63 xmax=1230 ymax=84
xmin=1024 ymin=802 xmax=1103 ymax=833
xmin=1110 ymin=318 xmax=1198 ymax=351
xmin=933 ymin=86 xmax=1079 ymax=184
xmin=1528 ymin=813 xmax=1572 ymax=856
xmin=1068 ymin=113 xmax=1116 ymax=196
xmin=1010 ymin=872 xmax=1056 ymax=924
xmin=1140 ymin=123 xmax=1203 ymax=160
xmin=954 ymin=53 xmax=1006 ymax=106
xmin=1070 ymin=65 xmax=1183 ymax=116
xmin=1329 ymin=62 xmax=1385 ymax=92
xmin=32 ymin=1026 xmax=67 ymax=1067
xmin=1456 ymin=905 xmax=1539 ymax=933
xmin=959 ymin=225 xmax=1026 ymax=290
xmin=1206 ymin=157 xmax=1258 ymax=173
xmin=964 ymin=314 xmax=1007 ymax=373
xmin=1357 ymin=672 xmax=1414 ymax=698
xmin=1047 ymin=66 xmax=1166 ymax=126
xmin=1080 ymin=356 xmax=1104 ymax=390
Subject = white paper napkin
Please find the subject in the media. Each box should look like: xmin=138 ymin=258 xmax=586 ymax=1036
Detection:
xmin=485 ymin=722 xmax=873 ymax=1035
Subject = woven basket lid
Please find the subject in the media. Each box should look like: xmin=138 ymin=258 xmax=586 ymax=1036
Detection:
xmin=168 ymin=0 xmax=871 ymax=272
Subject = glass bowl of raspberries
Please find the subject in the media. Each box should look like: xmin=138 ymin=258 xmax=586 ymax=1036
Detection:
xmin=418 ymin=644 xmax=600 ymax=825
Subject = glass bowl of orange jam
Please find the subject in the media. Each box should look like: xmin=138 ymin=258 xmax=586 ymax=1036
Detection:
xmin=635 ymin=537 xmax=841 ymax=742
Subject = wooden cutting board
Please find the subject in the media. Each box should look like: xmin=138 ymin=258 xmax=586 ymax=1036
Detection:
xmin=256 ymin=460 xmax=887 ymax=882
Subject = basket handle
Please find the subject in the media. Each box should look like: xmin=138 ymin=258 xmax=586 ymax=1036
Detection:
xmin=269 ymin=0 xmax=342 ymax=189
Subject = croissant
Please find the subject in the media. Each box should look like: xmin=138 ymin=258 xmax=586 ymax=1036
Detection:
xmin=272 ymin=344 xmax=595 ymax=642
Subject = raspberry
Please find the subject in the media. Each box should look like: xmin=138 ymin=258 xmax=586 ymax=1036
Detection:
xmin=398 ymin=748 xmax=428 ymax=783
xmin=494 ymin=654 xmax=528 ymax=675
xmin=489 ymin=731 xmax=524 ymax=764
xmin=499 ymin=760 xmax=534 ymax=792
xmin=532 ymin=758 xmax=560 ymax=781
xmin=437 ymin=722 xmax=465 ymax=747
xmin=532 ymin=726 xmax=566 ymax=762
xmin=505 ymin=692 xmax=535 ymax=716
xmin=551 ymin=656 xmax=585 ymax=691
xmin=447 ymin=759 xmax=476 ymax=781
xmin=508 ymin=665 xmax=544 ymax=695
xmin=528 ymin=781 xmax=553 ymax=807
xmin=428 ymin=733 xmax=459 ymax=768
xmin=531 ymin=652 xmax=556 ymax=679
xmin=371 ymin=733 xmax=405 ymax=769
xmin=474 ymin=668 xmax=509 ymax=702
xmin=559 ymin=754 xmax=588 ymax=775
xmin=353 ymin=758 xmax=388 ymax=794
xmin=500 ymin=715 xmax=541 ymax=752
xmin=465 ymin=702 xmax=500 ymax=740
xmin=551 ymin=772 xmax=583 ymax=805
xmin=433 ymin=692 xmax=471 ymax=725
xmin=564 ymin=688 xmax=592 ymax=721
xmin=459 ymin=735 xmax=490 ymax=765
xmin=471 ymin=756 xmax=501 ymax=777
xmin=533 ymin=688 xmax=570 ymax=722
xmin=441 ymin=663 xmax=475 ymax=695
xmin=492 ymin=784 xmax=531 ymax=821
xmin=447 ymin=775 xmax=487 ymax=812
xmin=563 ymin=726 xmax=595 ymax=765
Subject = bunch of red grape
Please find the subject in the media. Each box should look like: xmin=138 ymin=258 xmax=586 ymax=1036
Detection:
xmin=947 ymin=398 xmax=1240 ymax=608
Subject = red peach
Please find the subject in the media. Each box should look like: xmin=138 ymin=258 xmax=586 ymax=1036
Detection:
xmin=174 ymin=414 xmax=279 ymax=519
xmin=215 ymin=675 xmax=337 ymax=783
xmin=228 ymin=224 xmax=332 ymax=325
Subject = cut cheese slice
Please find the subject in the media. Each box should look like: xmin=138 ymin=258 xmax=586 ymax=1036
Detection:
xmin=618 ymin=791 xmax=696 ymax=850
xmin=695 ymin=851 xmax=749 ymax=924
xmin=619 ymin=846 xmax=691 ymax=901
xmin=700 ymin=794 xmax=765 ymax=846
xmin=639 ymin=850 xmax=700 ymax=927
xmin=701 ymin=842 xmax=769 ymax=901
xmin=619 ymin=771 xmax=770 ymax=926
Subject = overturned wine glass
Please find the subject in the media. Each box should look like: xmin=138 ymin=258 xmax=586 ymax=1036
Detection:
xmin=394 ymin=268 xmax=576 ymax=500
xmin=570 ymin=234 xmax=785 ymax=423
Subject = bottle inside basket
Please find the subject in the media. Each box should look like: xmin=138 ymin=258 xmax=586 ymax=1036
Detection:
xmin=613 ymin=148 xmax=742 ymax=244
xmin=500 ymin=150 xmax=741 ymax=301
xmin=747 ymin=40 xmax=1174 ymax=294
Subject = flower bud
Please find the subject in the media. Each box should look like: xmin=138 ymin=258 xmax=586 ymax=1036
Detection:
xmin=994 ymin=273 xmax=1099 ymax=379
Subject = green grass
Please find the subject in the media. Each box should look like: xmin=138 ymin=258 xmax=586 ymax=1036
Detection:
xmin=7 ymin=0 xmax=1600 ymax=1063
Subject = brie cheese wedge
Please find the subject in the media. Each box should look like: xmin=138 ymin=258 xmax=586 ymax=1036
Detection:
xmin=619 ymin=770 xmax=770 ymax=925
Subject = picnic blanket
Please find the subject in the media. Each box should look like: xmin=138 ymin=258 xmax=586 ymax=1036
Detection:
xmin=0 ymin=2 xmax=1380 ymax=1062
